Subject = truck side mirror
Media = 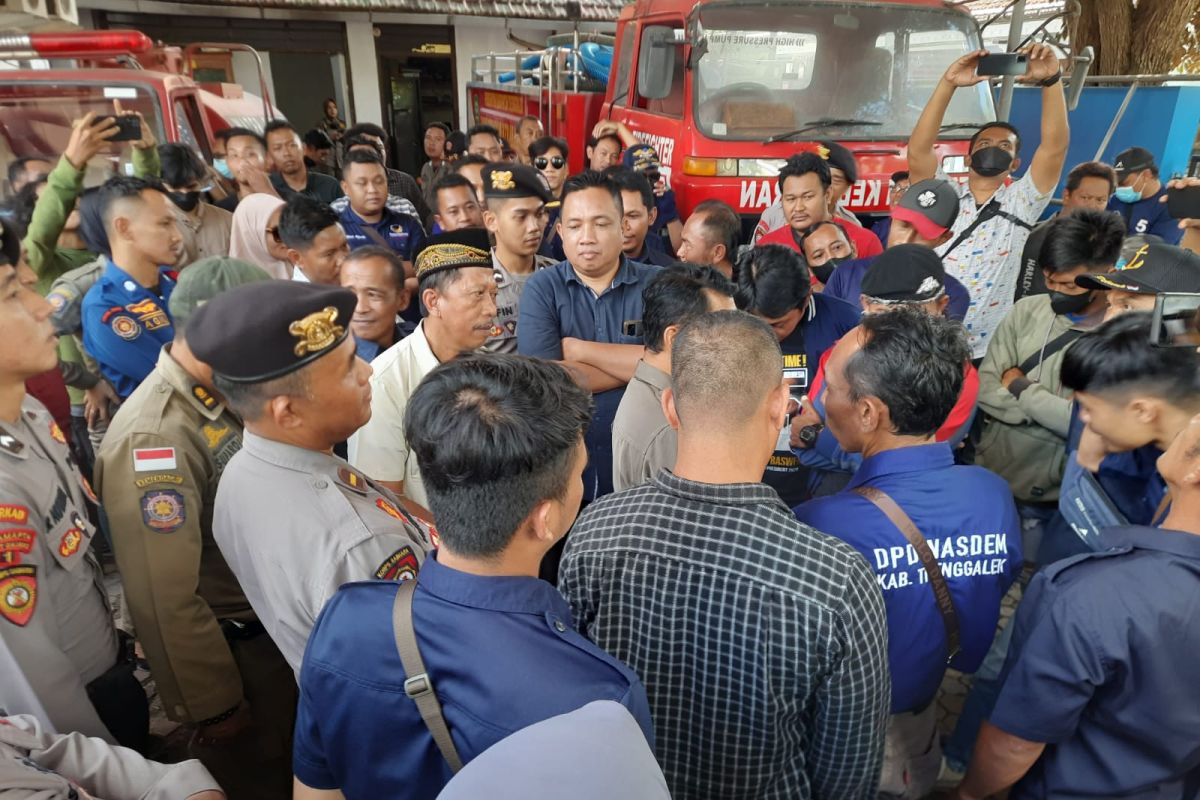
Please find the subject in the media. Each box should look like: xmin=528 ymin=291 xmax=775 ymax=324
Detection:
xmin=637 ymin=26 xmax=681 ymax=100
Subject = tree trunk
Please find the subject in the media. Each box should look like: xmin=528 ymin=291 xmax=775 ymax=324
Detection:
xmin=1129 ymin=0 xmax=1200 ymax=74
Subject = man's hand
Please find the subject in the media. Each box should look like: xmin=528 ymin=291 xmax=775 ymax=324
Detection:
xmin=788 ymin=394 xmax=824 ymax=449
xmin=113 ymin=100 xmax=156 ymax=150
xmin=942 ymin=50 xmax=989 ymax=88
xmin=1018 ymin=43 xmax=1063 ymax=84
xmin=1001 ymin=367 xmax=1026 ymax=389
xmin=195 ymin=701 xmax=253 ymax=745
xmin=83 ymin=381 xmax=119 ymax=428
xmin=1076 ymin=425 xmax=1111 ymax=473
xmin=561 ymin=336 xmax=582 ymax=362
xmin=238 ymin=161 xmax=277 ymax=196
xmin=63 ymin=112 xmax=119 ymax=171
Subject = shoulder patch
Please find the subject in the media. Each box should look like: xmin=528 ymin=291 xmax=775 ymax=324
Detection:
xmin=0 ymin=565 xmax=37 ymax=626
xmin=79 ymin=475 xmax=98 ymax=504
xmin=0 ymin=528 xmax=34 ymax=565
xmin=375 ymin=497 xmax=404 ymax=521
xmin=111 ymin=315 xmax=141 ymax=341
xmin=202 ymin=424 xmax=230 ymax=450
xmin=126 ymin=298 xmax=170 ymax=331
xmin=375 ymin=546 xmax=418 ymax=581
xmin=45 ymin=489 xmax=67 ymax=528
xmin=58 ymin=526 xmax=83 ymax=558
xmin=140 ymin=489 xmax=186 ymax=533
xmin=99 ymin=305 xmax=127 ymax=324
xmin=48 ymin=420 xmax=66 ymax=445
xmin=47 ymin=290 xmax=70 ymax=313
xmin=134 ymin=473 xmax=184 ymax=489
xmin=336 ymin=466 xmax=368 ymax=495
xmin=0 ymin=505 xmax=28 ymax=525
xmin=133 ymin=447 xmax=177 ymax=472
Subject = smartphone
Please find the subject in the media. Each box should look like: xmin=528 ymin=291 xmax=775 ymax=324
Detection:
xmin=1167 ymin=185 xmax=1200 ymax=221
xmin=1151 ymin=292 xmax=1200 ymax=347
xmin=976 ymin=52 xmax=1029 ymax=77
xmin=93 ymin=114 xmax=142 ymax=142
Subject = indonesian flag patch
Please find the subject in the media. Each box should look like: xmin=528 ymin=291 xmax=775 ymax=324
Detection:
xmin=133 ymin=447 xmax=177 ymax=472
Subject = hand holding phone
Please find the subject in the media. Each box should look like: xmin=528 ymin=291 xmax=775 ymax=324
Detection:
xmin=976 ymin=53 xmax=1028 ymax=77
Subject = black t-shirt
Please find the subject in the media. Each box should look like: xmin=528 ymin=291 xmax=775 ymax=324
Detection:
xmin=1015 ymin=217 xmax=1053 ymax=302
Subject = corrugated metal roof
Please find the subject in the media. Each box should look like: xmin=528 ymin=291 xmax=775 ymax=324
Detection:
xmin=186 ymin=0 xmax=625 ymax=22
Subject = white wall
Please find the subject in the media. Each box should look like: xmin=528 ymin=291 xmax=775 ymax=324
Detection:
xmin=453 ymin=21 xmax=555 ymax=127
xmin=344 ymin=19 xmax=382 ymax=126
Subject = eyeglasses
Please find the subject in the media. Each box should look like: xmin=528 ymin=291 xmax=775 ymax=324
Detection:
xmin=535 ymin=156 xmax=566 ymax=170
xmin=266 ymin=227 xmax=281 ymax=241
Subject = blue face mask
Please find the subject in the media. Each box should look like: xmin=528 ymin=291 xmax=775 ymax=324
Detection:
xmin=1114 ymin=174 xmax=1143 ymax=204
xmin=213 ymin=158 xmax=233 ymax=180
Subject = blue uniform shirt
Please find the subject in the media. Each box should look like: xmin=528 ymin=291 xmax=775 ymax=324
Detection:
xmin=1107 ymin=187 xmax=1183 ymax=244
xmin=992 ymin=525 xmax=1200 ymax=798
xmin=765 ymin=292 xmax=859 ymax=507
xmin=795 ymin=443 xmax=1022 ymax=712
xmin=518 ymin=257 xmax=661 ymax=499
xmin=339 ymin=205 xmax=426 ymax=262
xmin=81 ymin=259 xmax=176 ymax=399
xmin=293 ymin=552 xmax=654 ymax=800
xmin=824 ymin=255 xmax=971 ymax=322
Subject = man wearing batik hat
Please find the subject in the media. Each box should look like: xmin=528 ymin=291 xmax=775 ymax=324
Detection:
xmin=622 ymin=143 xmax=682 ymax=254
xmin=349 ymin=228 xmax=498 ymax=518
xmin=96 ymin=256 xmax=297 ymax=799
xmin=205 ymin=280 xmax=431 ymax=675
xmin=481 ymin=163 xmax=559 ymax=353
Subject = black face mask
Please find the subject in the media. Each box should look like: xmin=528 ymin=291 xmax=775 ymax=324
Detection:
xmin=810 ymin=256 xmax=849 ymax=285
xmin=970 ymin=147 xmax=1014 ymax=178
xmin=168 ymin=190 xmax=201 ymax=212
xmin=1049 ymin=290 xmax=1093 ymax=315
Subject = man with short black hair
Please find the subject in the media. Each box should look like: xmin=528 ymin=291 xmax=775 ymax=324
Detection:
xmin=277 ymin=194 xmax=350 ymax=285
xmin=753 ymin=141 xmax=866 ymax=242
xmin=295 ymin=354 xmax=653 ymax=799
xmin=800 ymin=220 xmax=857 ymax=286
xmin=466 ymin=124 xmax=504 ymax=163
xmin=449 ymin=154 xmax=488 ymax=204
xmin=561 ymin=309 xmax=890 ymax=799
xmin=340 ymin=245 xmax=412 ymax=362
xmin=1108 ymin=146 xmax=1182 ymax=244
xmin=796 ymin=308 xmax=1021 ymax=799
xmin=154 ymin=143 xmax=233 ymax=267
xmin=302 ymin=128 xmax=335 ymax=177
xmin=612 ymin=263 xmax=736 ymax=491
xmin=265 ymin=120 xmax=342 ymax=204
xmin=205 ymin=281 xmax=432 ymax=675
xmin=432 ymin=172 xmax=485 ymax=232
xmin=677 ymin=199 xmax=739 ymax=279
xmin=7 ymin=156 xmax=52 ymax=195
xmin=419 ymin=121 xmax=450 ymax=208
xmin=621 ymin=143 xmax=683 ymax=254
xmin=81 ymin=176 xmax=183 ymax=398
xmin=586 ymin=128 xmax=623 ymax=172
xmin=336 ymin=149 xmax=425 ymax=269
xmin=514 ymin=115 xmax=543 ymax=164
xmin=343 ymin=122 xmax=430 ymax=222
xmin=606 ymin=167 xmax=675 ymax=267
xmin=216 ymin=127 xmax=277 ymax=212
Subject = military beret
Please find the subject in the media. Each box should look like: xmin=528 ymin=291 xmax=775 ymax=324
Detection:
xmin=416 ymin=228 xmax=494 ymax=284
xmin=169 ymin=256 xmax=272 ymax=331
xmin=188 ymin=280 xmax=357 ymax=384
xmin=623 ymin=144 xmax=661 ymax=176
xmin=481 ymin=162 xmax=557 ymax=206
xmin=817 ymin=140 xmax=858 ymax=184
xmin=861 ymin=244 xmax=947 ymax=303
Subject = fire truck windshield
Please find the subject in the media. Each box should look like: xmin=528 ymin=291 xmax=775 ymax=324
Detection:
xmin=693 ymin=3 xmax=993 ymax=141
xmin=0 ymin=80 xmax=165 ymax=184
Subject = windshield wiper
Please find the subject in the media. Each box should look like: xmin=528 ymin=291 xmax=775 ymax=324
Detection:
xmin=763 ymin=118 xmax=881 ymax=145
xmin=939 ymin=123 xmax=983 ymax=133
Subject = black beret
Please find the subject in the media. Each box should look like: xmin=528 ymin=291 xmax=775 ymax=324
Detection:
xmin=817 ymin=140 xmax=858 ymax=184
xmin=416 ymin=228 xmax=494 ymax=283
xmin=861 ymin=244 xmax=946 ymax=303
xmin=188 ymin=281 xmax=357 ymax=384
xmin=481 ymin=162 xmax=557 ymax=206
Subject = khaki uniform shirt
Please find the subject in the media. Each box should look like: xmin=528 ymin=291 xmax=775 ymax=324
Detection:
xmin=214 ymin=431 xmax=432 ymax=673
xmin=611 ymin=360 xmax=677 ymax=492
xmin=0 ymin=395 xmax=117 ymax=742
xmin=484 ymin=251 xmax=556 ymax=354
xmin=172 ymin=202 xmax=234 ymax=269
xmin=348 ymin=320 xmax=439 ymax=509
xmin=94 ymin=348 xmax=248 ymax=723
xmin=0 ymin=713 xmax=219 ymax=799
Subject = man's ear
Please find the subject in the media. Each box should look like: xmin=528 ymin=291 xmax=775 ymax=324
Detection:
xmin=860 ymin=395 xmax=887 ymax=435
xmin=648 ymin=205 xmax=658 ymax=228
xmin=712 ymin=243 xmax=727 ymax=265
xmin=660 ymin=324 xmax=680 ymax=355
xmin=934 ymin=294 xmax=951 ymax=315
xmin=340 ymin=180 xmax=350 ymax=197
xmin=286 ymin=247 xmax=303 ymax=267
xmin=422 ymin=286 xmax=439 ymax=317
xmin=268 ymin=393 xmax=300 ymax=429
xmin=662 ymin=386 xmax=681 ymax=431
xmin=767 ymin=380 xmax=790 ymax=431
xmin=528 ymin=498 xmax=558 ymax=545
xmin=482 ymin=208 xmax=500 ymax=235
xmin=112 ymin=215 xmax=133 ymax=242
xmin=1128 ymin=397 xmax=1159 ymax=426
xmin=1010 ymin=156 xmax=1022 ymax=175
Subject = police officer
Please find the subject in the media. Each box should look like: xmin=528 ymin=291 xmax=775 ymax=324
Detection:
xmin=81 ymin=176 xmax=183 ymax=399
xmin=795 ymin=308 xmax=1022 ymax=799
xmin=95 ymin=256 xmax=294 ymax=799
xmin=480 ymin=162 xmax=558 ymax=353
xmin=0 ymin=254 xmax=148 ymax=749
xmin=201 ymin=280 xmax=431 ymax=673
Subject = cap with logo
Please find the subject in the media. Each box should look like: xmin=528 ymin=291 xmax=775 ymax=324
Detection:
xmin=891 ymin=179 xmax=961 ymax=241
xmin=481 ymin=163 xmax=558 ymax=206
xmin=861 ymin=244 xmax=947 ymax=303
xmin=1112 ymin=146 xmax=1157 ymax=180
xmin=188 ymin=280 xmax=357 ymax=383
xmin=622 ymin=144 xmax=661 ymax=177
xmin=168 ymin=256 xmax=272 ymax=331
xmin=415 ymin=228 xmax=494 ymax=284
xmin=1076 ymin=242 xmax=1200 ymax=294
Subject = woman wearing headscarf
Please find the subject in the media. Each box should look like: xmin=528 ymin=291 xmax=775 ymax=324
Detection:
xmin=229 ymin=193 xmax=291 ymax=279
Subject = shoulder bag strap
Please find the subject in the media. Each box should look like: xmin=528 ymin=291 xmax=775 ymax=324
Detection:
xmin=361 ymin=224 xmax=392 ymax=250
xmin=1016 ymin=329 xmax=1084 ymax=376
xmin=852 ymin=485 xmax=962 ymax=662
xmin=392 ymin=579 xmax=465 ymax=772
xmin=942 ymin=197 xmax=1034 ymax=260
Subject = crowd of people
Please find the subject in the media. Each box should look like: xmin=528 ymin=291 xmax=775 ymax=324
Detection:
xmin=0 ymin=43 xmax=1198 ymax=800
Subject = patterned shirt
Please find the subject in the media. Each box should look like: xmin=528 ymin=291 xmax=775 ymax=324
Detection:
xmin=559 ymin=470 xmax=890 ymax=799
xmin=935 ymin=170 xmax=1051 ymax=359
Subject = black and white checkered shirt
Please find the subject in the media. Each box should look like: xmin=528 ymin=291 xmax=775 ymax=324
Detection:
xmin=559 ymin=470 xmax=890 ymax=799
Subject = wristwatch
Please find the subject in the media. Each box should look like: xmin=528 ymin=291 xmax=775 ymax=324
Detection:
xmin=797 ymin=423 xmax=824 ymax=448
xmin=1037 ymin=70 xmax=1063 ymax=88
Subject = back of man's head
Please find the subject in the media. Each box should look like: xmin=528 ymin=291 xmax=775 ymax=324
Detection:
xmin=642 ymin=263 xmax=737 ymax=354
xmin=405 ymin=354 xmax=594 ymax=559
xmin=736 ymin=244 xmax=811 ymax=318
xmin=278 ymin=194 xmax=338 ymax=251
xmin=843 ymin=308 xmax=971 ymax=438
xmin=1061 ymin=311 xmax=1200 ymax=409
xmin=692 ymin=199 xmax=740 ymax=260
xmin=1039 ymin=209 xmax=1125 ymax=273
xmin=671 ymin=310 xmax=781 ymax=428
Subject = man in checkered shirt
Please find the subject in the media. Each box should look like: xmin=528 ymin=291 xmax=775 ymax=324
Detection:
xmin=560 ymin=310 xmax=890 ymax=799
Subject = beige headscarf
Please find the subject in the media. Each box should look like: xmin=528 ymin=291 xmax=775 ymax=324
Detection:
xmin=229 ymin=193 xmax=292 ymax=280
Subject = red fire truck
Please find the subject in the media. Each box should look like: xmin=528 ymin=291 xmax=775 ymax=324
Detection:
xmin=469 ymin=0 xmax=995 ymax=227
xmin=0 ymin=30 xmax=278 ymax=186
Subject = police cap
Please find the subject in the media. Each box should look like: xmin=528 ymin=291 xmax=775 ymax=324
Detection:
xmin=861 ymin=244 xmax=947 ymax=303
xmin=188 ymin=280 xmax=357 ymax=384
xmin=415 ymin=228 xmax=494 ymax=284
xmin=481 ymin=163 xmax=557 ymax=206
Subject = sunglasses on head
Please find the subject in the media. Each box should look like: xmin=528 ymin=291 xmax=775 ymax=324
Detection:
xmin=535 ymin=156 xmax=566 ymax=170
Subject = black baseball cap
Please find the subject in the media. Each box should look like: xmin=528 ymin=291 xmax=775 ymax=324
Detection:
xmin=1076 ymin=242 xmax=1200 ymax=294
xmin=891 ymin=179 xmax=960 ymax=240
xmin=861 ymin=244 xmax=947 ymax=302
xmin=1112 ymin=146 xmax=1157 ymax=179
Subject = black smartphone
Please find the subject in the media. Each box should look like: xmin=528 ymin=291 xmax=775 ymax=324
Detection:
xmin=622 ymin=319 xmax=642 ymax=338
xmin=93 ymin=114 xmax=142 ymax=142
xmin=1151 ymin=292 xmax=1200 ymax=347
xmin=1167 ymin=185 xmax=1200 ymax=221
xmin=976 ymin=52 xmax=1029 ymax=77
